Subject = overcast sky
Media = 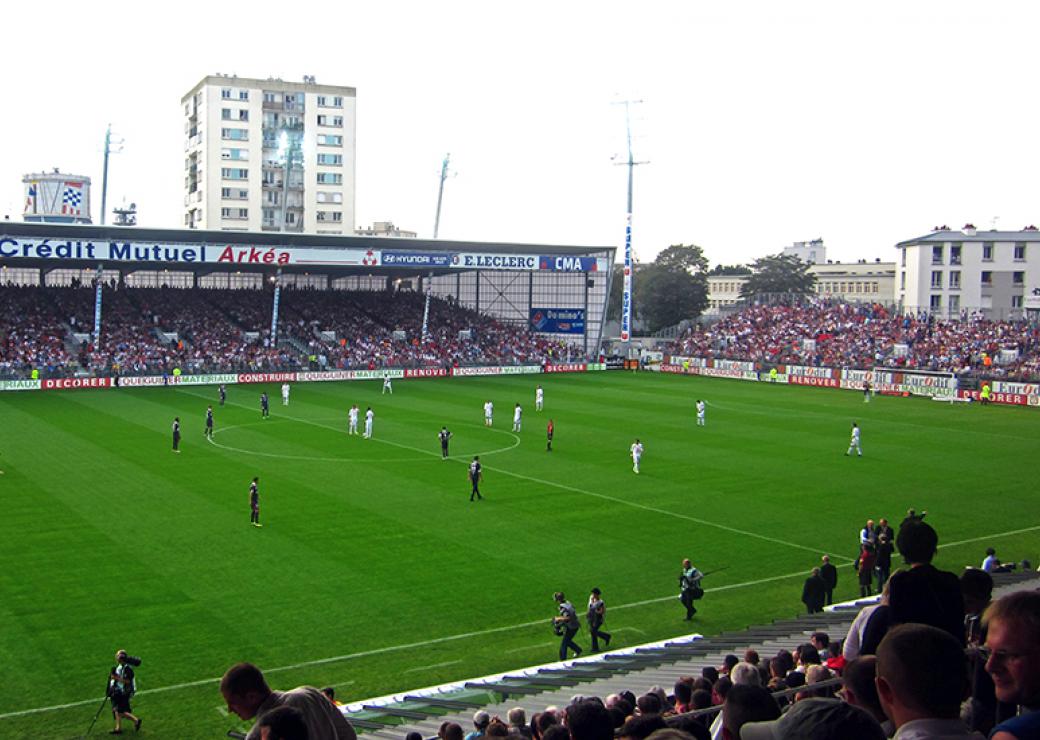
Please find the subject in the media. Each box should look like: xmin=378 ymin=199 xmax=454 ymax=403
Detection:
xmin=3 ymin=1 xmax=1038 ymax=266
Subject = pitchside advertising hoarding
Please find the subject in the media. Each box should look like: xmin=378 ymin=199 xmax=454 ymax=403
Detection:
xmin=0 ymin=236 xmax=608 ymax=273
xmin=529 ymin=308 xmax=585 ymax=334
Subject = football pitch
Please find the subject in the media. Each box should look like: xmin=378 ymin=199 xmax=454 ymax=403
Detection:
xmin=0 ymin=371 xmax=1037 ymax=738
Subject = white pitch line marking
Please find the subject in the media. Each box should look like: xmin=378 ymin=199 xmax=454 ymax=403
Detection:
xmin=403 ymin=660 xmax=462 ymax=674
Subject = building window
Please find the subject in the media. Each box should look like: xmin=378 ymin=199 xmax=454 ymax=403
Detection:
xmin=1013 ymin=271 xmax=1025 ymax=285
xmin=221 ymin=108 xmax=233 ymax=120
xmin=317 ymin=95 xmax=327 ymax=106
xmin=221 ymin=88 xmax=232 ymax=99
xmin=333 ymin=115 xmax=343 ymax=126
xmin=982 ymin=243 xmax=993 ymax=261
xmin=1014 ymin=242 xmax=1026 ymax=260
xmin=239 ymin=90 xmax=249 ymax=101
xmin=316 ymin=153 xmax=343 ymax=166
xmin=221 ymin=187 xmax=248 ymax=200
xmin=949 ymin=271 xmax=960 ymax=289
xmin=950 ymin=245 xmax=961 ymax=265
xmin=239 ymin=109 xmax=249 ymax=121
xmin=221 ymin=128 xmax=249 ymax=141
xmin=333 ymin=96 xmax=343 ymax=107
xmin=900 ymin=273 xmax=906 ymax=290
xmin=221 ymin=207 xmax=248 ymax=220
xmin=263 ymin=92 xmax=276 ymax=103
xmin=316 ymin=191 xmax=343 ymax=204
xmin=221 ymin=148 xmax=248 ymax=161
xmin=316 ymin=172 xmax=343 ymax=184
xmin=1012 ymin=295 xmax=1024 ymax=309
xmin=901 ymin=248 xmax=906 ymax=267
xmin=949 ymin=294 xmax=960 ymax=313
xmin=932 ymin=245 xmax=943 ymax=264
xmin=221 ymin=168 xmax=249 ymax=180
xmin=286 ymin=212 xmax=296 ymax=225
xmin=318 ymin=134 xmax=343 ymax=146
xmin=930 ymin=271 xmax=942 ymax=289
xmin=930 ymin=294 xmax=941 ymax=310
xmin=981 ymin=271 xmax=992 ymax=285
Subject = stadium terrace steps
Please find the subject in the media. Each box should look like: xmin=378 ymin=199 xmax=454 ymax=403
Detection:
xmin=346 ymin=570 xmax=1040 ymax=737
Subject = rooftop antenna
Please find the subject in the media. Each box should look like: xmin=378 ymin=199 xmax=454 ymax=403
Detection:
xmin=612 ymin=100 xmax=648 ymax=344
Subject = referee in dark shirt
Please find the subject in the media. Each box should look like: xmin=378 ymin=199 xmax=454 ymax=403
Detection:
xmin=438 ymin=427 xmax=453 ymax=458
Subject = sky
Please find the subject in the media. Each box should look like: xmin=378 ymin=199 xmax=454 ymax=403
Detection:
xmin=3 ymin=0 xmax=1039 ymax=267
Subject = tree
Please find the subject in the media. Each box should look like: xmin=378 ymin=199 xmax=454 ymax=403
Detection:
xmin=655 ymin=244 xmax=709 ymax=275
xmin=739 ymin=253 xmax=817 ymax=299
xmin=708 ymin=264 xmax=752 ymax=276
xmin=639 ymin=264 xmax=709 ymax=333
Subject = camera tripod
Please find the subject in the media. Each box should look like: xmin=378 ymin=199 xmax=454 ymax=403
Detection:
xmin=83 ymin=691 xmax=110 ymax=736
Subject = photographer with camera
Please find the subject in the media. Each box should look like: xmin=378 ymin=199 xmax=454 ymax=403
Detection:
xmin=679 ymin=558 xmax=704 ymax=620
xmin=552 ymin=592 xmax=583 ymax=661
xmin=108 ymin=650 xmax=142 ymax=734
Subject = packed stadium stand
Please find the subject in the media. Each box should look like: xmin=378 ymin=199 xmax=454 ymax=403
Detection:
xmin=0 ymin=285 xmax=581 ymax=379
xmin=669 ymin=302 xmax=1040 ymax=381
xmin=340 ymin=569 xmax=1040 ymax=740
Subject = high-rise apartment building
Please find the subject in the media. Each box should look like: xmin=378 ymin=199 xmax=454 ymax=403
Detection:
xmin=182 ymin=75 xmax=356 ymax=234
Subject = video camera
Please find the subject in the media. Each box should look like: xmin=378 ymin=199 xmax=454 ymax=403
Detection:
xmin=118 ymin=653 xmax=143 ymax=667
xmin=551 ymin=619 xmax=564 ymax=636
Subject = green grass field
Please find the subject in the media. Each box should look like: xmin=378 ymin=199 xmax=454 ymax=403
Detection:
xmin=0 ymin=371 xmax=1037 ymax=739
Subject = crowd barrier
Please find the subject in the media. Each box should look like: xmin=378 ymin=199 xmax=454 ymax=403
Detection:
xmin=0 ymin=363 xmax=608 ymax=393
xmin=660 ymin=357 xmax=1040 ymax=408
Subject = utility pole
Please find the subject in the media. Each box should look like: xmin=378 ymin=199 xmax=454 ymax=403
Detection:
xmin=613 ymin=101 xmax=647 ymax=345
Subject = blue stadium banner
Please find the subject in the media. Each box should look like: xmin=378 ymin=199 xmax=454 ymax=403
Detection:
xmin=530 ymin=307 xmax=585 ymax=334
xmin=538 ymin=255 xmax=600 ymax=272
xmin=381 ymin=251 xmax=455 ymax=267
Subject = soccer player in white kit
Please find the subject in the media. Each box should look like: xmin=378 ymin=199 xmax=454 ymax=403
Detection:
xmin=535 ymin=385 xmax=544 ymax=411
xmin=364 ymin=407 xmax=374 ymax=438
xmin=382 ymin=375 xmax=393 ymax=394
xmin=631 ymin=438 xmax=644 ymax=474
xmin=695 ymin=399 xmax=706 ymax=426
xmin=484 ymin=400 xmax=494 ymax=427
xmin=846 ymin=422 xmax=862 ymax=457
xmin=281 ymin=383 xmax=290 ymax=406
xmin=348 ymin=404 xmax=359 ymax=435
xmin=512 ymin=403 xmax=522 ymax=432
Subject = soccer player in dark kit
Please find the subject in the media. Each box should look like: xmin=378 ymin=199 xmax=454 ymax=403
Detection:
xmin=438 ymin=426 xmax=453 ymax=458
xmin=260 ymin=392 xmax=269 ymax=419
xmin=205 ymin=405 xmax=214 ymax=439
xmin=249 ymin=477 xmax=261 ymax=527
xmin=546 ymin=419 xmax=554 ymax=452
xmin=469 ymin=456 xmax=483 ymax=501
xmin=172 ymin=417 xmax=181 ymax=453
xmin=219 ymin=383 xmax=226 ymax=406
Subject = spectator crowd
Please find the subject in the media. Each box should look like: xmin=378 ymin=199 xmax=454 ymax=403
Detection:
xmin=670 ymin=302 xmax=1040 ymax=381
xmin=0 ymin=285 xmax=581 ymax=379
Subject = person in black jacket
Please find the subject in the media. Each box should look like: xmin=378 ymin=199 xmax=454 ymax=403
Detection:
xmin=820 ymin=555 xmax=838 ymax=605
xmin=802 ymin=568 xmax=827 ymax=614
xmin=887 ymin=520 xmax=964 ymax=644
xmin=875 ymin=534 xmax=894 ymax=591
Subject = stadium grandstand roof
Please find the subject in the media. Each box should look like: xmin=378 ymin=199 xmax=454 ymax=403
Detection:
xmin=0 ymin=222 xmax=613 ymax=278
xmin=896 ymin=228 xmax=1040 ymax=247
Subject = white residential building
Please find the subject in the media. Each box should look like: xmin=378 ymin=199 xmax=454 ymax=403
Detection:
xmin=182 ymin=75 xmax=356 ymax=234
xmin=895 ymin=227 xmax=1040 ymax=319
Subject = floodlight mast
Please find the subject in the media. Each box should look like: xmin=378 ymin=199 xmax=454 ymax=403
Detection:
xmin=613 ymin=101 xmax=647 ymax=348
xmin=424 ymin=153 xmax=451 ymax=344
xmin=100 ymin=125 xmax=111 ymax=225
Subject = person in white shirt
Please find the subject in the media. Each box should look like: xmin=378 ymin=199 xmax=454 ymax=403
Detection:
xmin=846 ymin=422 xmax=862 ymax=457
xmin=382 ymin=375 xmax=393 ymax=395
xmin=363 ymin=407 xmax=374 ymax=438
xmin=512 ymin=403 xmax=522 ymax=432
xmin=348 ymin=405 xmax=359 ymax=435
xmin=483 ymin=400 xmax=493 ymax=427
xmin=630 ymin=438 xmax=644 ymax=474
xmin=281 ymin=383 xmax=290 ymax=406
xmin=535 ymin=385 xmax=544 ymax=411
xmin=696 ymin=399 xmax=706 ymax=426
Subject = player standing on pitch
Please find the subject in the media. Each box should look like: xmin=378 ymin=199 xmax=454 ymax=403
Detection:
xmin=205 ymin=406 xmax=214 ymax=439
xmin=281 ymin=382 xmax=290 ymax=406
xmin=260 ymin=392 xmax=270 ymax=419
xmin=219 ymin=384 xmax=226 ymax=406
xmin=536 ymin=384 xmax=544 ymax=411
xmin=249 ymin=477 xmax=261 ymax=527
xmin=546 ymin=419 xmax=554 ymax=452
xmin=382 ymin=374 xmax=393 ymax=395
xmin=438 ymin=426 xmax=453 ymax=458
xmin=630 ymin=438 xmax=644 ymax=474
xmin=172 ymin=417 xmax=181 ymax=453
xmin=469 ymin=456 xmax=483 ymax=501
xmin=695 ymin=399 xmax=706 ymax=427
xmin=364 ymin=407 xmax=374 ymax=438
xmin=846 ymin=422 xmax=863 ymax=457
xmin=348 ymin=404 xmax=359 ymax=435
xmin=483 ymin=400 xmax=494 ymax=427
xmin=512 ymin=403 xmax=523 ymax=432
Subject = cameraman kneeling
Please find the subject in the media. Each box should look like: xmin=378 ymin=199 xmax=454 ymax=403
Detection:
xmin=109 ymin=650 xmax=142 ymax=734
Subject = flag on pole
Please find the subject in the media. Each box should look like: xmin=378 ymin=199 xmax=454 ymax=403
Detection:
xmin=24 ymin=183 xmax=38 ymax=213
